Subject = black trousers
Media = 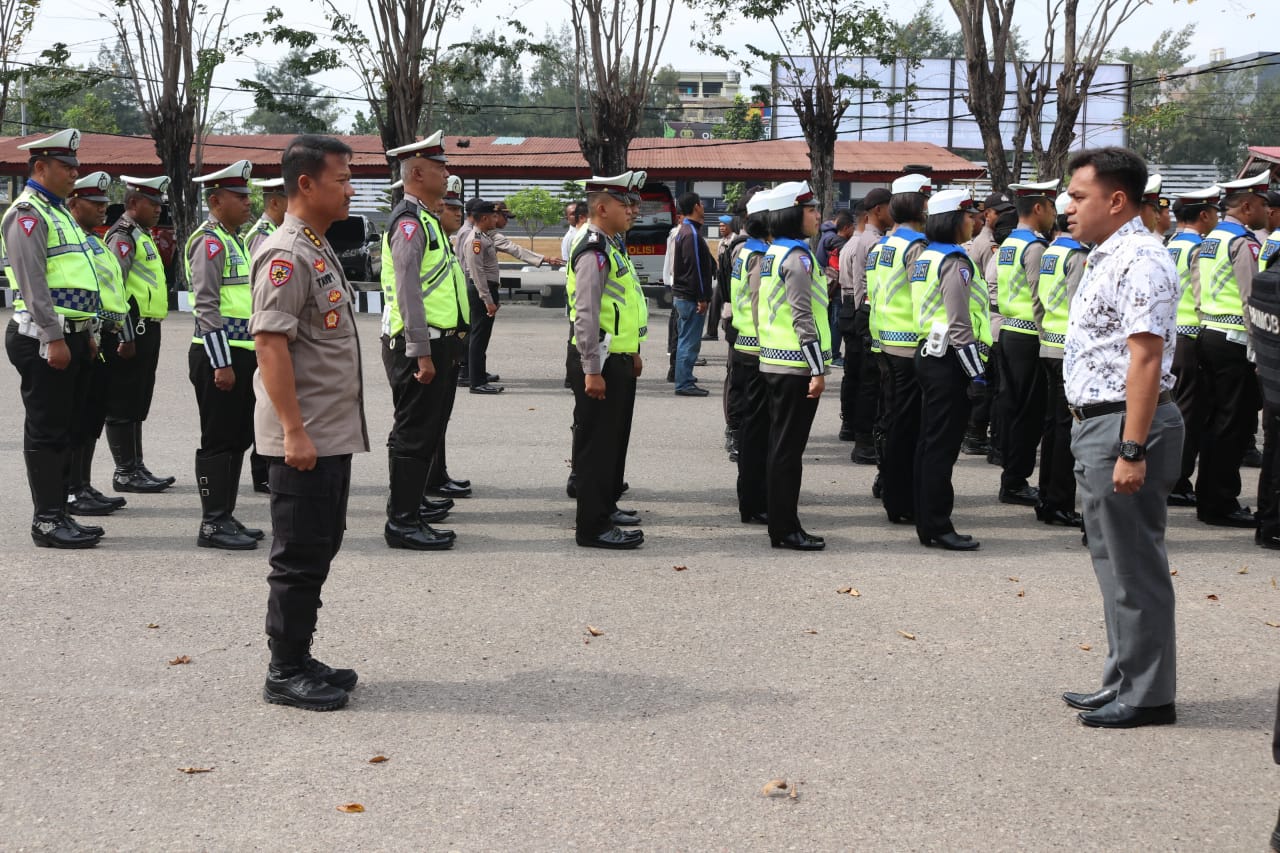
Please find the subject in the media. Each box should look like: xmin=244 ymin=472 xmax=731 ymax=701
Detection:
xmin=382 ymin=335 xmax=459 ymax=460
xmin=265 ymin=455 xmax=352 ymax=646
xmin=994 ymin=330 xmax=1047 ymax=490
xmin=762 ymin=371 xmax=820 ymax=538
xmin=667 ymin=307 xmax=678 ymax=369
xmin=568 ymin=352 xmax=636 ymax=537
xmin=104 ymin=317 xmax=161 ymax=424
xmin=1038 ymin=357 xmax=1076 ymax=511
xmin=82 ymin=329 xmax=121 ymax=444
xmin=725 ymin=346 xmax=753 ymax=431
xmin=426 ymin=337 xmax=464 ymax=488
xmin=1196 ymin=329 xmax=1262 ymax=516
xmin=1258 ymin=403 xmax=1280 ymax=538
xmin=5 ymin=322 xmax=94 ymax=452
xmin=735 ymin=353 xmax=769 ymax=517
xmin=1171 ymin=334 xmax=1208 ymax=491
xmin=465 ymin=283 xmax=499 ymax=382
xmin=839 ymin=302 xmax=878 ymax=441
xmin=880 ymin=353 xmax=920 ymax=519
xmin=969 ymin=338 xmax=1000 ymax=440
xmin=914 ymin=349 xmax=971 ymax=539
xmin=188 ymin=343 xmax=256 ymax=457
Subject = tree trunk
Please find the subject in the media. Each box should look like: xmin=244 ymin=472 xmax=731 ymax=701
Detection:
xmin=794 ymin=86 xmax=839 ymax=216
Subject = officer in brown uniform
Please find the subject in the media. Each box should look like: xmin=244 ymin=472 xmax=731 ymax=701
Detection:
xmin=251 ymin=134 xmax=369 ymax=712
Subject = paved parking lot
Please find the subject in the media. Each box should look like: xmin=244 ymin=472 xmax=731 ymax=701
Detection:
xmin=0 ymin=304 xmax=1275 ymax=850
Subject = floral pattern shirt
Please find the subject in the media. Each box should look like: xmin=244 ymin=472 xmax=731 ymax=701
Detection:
xmin=1064 ymin=216 xmax=1178 ymax=406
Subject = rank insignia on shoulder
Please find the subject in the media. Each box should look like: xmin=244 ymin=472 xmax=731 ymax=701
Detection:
xmin=587 ymin=232 xmax=599 ymax=244
xmin=313 ymin=258 xmax=326 ymax=273
xmin=205 ymin=238 xmax=222 ymax=260
xmin=269 ymin=259 xmax=294 ymax=286
xmin=17 ymin=216 xmax=37 ymax=236
xmin=302 ymin=227 xmax=323 ymax=247
xmin=323 ymin=309 xmax=340 ymax=329
xmin=327 ymin=288 xmax=342 ymax=304
xmin=13 ymin=200 xmax=33 ymax=210
xmin=399 ymin=221 xmax=418 ymax=241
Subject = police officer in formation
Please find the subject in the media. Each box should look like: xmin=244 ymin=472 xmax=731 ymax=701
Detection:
xmin=66 ymin=171 xmax=131 ymax=517
xmin=2 ymin=129 xmax=105 ymax=547
xmin=245 ymin=176 xmax=288 ymax=494
xmin=729 ymin=188 xmax=772 ymax=526
xmin=755 ymin=181 xmax=830 ymax=550
xmin=105 ymin=173 xmax=175 ymax=492
xmin=379 ymin=131 xmax=465 ymax=551
xmin=909 ymin=188 xmax=990 ymax=549
xmin=837 ymin=186 xmax=890 ymax=465
xmin=187 ymin=159 xmax=263 ymax=550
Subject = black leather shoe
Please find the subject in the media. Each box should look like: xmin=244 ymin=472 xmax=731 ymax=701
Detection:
xmin=263 ymin=665 xmax=348 ymax=711
xmin=113 ymin=469 xmax=171 ymax=493
xmin=666 ymin=368 xmax=675 ymax=383
xmin=886 ymin=512 xmax=914 ymax=524
xmin=428 ymin=481 xmax=472 ymax=498
xmin=198 ymin=518 xmax=258 ymax=550
xmin=446 ymin=477 xmax=471 ymax=489
xmin=851 ymin=445 xmax=878 ymax=465
xmin=470 ymin=383 xmax=504 ymax=394
xmin=566 ymin=475 xmax=577 ymax=499
xmin=232 ymin=517 xmax=264 ymax=540
xmin=1036 ymin=504 xmax=1083 ymax=528
xmin=302 ymin=655 xmax=358 ymax=692
xmin=419 ymin=504 xmax=450 ymax=523
xmin=384 ymin=521 xmax=454 ymax=550
xmin=68 ymin=488 xmax=119 ymax=516
xmin=84 ymin=485 xmax=126 ymax=509
xmin=485 ymin=373 xmax=500 ymax=383
xmin=1078 ymin=700 xmax=1176 ymax=729
xmin=838 ymin=428 xmax=856 ymax=441
xmin=422 ymin=497 xmax=454 ymax=512
xmin=31 ymin=513 xmax=100 ymax=549
xmin=253 ymin=481 xmax=270 ymax=494
xmin=1259 ymin=533 xmax=1280 ymax=551
xmin=1199 ymin=507 xmax=1257 ymax=528
xmin=919 ymin=531 xmax=980 ymax=551
xmin=694 ymin=357 xmax=708 ymax=366
xmin=1243 ymin=446 xmax=1263 ymax=468
xmin=1062 ymin=688 xmax=1117 ymax=711
xmin=999 ymin=485 xmax=1040 ymax=506
xmin=67 ymin=516 xmax=105 ymax=538
xmin=740 ymin=511 xmax=768 ymax=525
xmin=1166 ymin=490 xmax=1196 ymax=507
xmin=771 ymin=530 xmax=825 ymax=551
xmin=961 ymin=437 xmax=991 ymax=456
xmin=871 ymin=473 xmax=882 ymax=499
xmin=577 ymin=527 xmax=644 ymax=549
xmin=457 ymin=373 xmax=470 ymax=386
xmin=987 ymin=449 xmax=1004 ymax=467
xmin=610 ymin=509 xmax=641 ymax=525
xmin=675 ymin=385 xmax=710 ymax=397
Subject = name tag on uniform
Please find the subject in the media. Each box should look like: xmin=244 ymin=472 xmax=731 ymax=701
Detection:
xmin=879 ymin=247 xmax=896 ymax=266
xmin=1040 ymin=256 xmax=1058 ymax=275
xmin=1200 ymin=238 xmax=1221 ymax=256
xmin=998 ymin=246 xmax=1016 ymax=265
xmin=909 ymin=260 xmax=929 ymax=282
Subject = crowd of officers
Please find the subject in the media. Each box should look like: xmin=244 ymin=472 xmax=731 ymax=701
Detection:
xmin=716 ymin=165 xmax=1280 ymax=550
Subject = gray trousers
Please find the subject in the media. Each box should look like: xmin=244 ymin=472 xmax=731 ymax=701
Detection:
xmin=1071 ymin=401 xmax=1184 ymax=707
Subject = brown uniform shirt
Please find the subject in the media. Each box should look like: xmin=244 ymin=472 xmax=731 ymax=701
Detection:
xmin=839 ymin=224 xmax=882 ymax=303
xmin=570 ymin=227 xmax=611 ymax=375
xmin=188 ymin=215 xmax=247 ymax=337
xmin=463 ymin=227 xmax=545 ymax=308
xmin=249 ymin=212 xmax=369 ymax=458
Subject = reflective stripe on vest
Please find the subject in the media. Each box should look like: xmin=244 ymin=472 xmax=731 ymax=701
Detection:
xmin=566 ymin=226 xmax=646 ymax=353
xmin=1036 ymin=237 xmax=1083 ymax=349
xmin=730 ymin=238 xmax=768 ymax=355
xmin=3 ymin=189 xmax=98 ymax=320
xmin=187 ymin=221 xmax=253 ymax=348
xmin=108 ymin=221 xmax=167 ymax=319
xmin=995 ymin=229 xmax=1044 ymax=333
xmin=1168 ymin=232 xmax=1203 ymax=338
xmin=911 ymin=243 xmax=992 ymax=358
xmin=871 ymin=228 xmax=925 ymax=346
xmin=1198 ymin=221 xmax=1251 ymax=332
xmin=757 ymin=239 xmax=832 ymax=369
xmin=865 ymin=239 xmax=885 ymax=350
xmin=85 ymin=232 xmax=129 ymax=317
xmin=380 ymin=204 xmax=470 ymax=338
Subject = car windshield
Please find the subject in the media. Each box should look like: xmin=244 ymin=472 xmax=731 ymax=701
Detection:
xmin=326 ymin=217 xmax=370 ymax=249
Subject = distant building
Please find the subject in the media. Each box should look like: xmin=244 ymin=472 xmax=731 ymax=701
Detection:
xmin=674 ymin=71 xmax=742 ymax=124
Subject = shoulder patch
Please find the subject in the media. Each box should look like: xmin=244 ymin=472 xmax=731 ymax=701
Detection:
xmin=399 ymin=220 xmax=419 ymax=241
xmin=116 ymin=241 xmax=132 ymax=258
xmin=268 ymin=259 xmax=294 ymax=286
xmin=596 ymin=252 xmax=607 ymax=270
xmin=1249 ymin=242 xmax=1261 ymax=261
xmin=17 ymin=216 xmax=37 ymax=236
xmin=205 ymin=237 xmax=223 ymax=260
xmin=799 ymin=253 xmax=812 ymax=273
xmin=472 ymin=237 xmax=482 ymax=254
xmin=323 ymin=309 xmax=340 ymax=330
xmin=313 ymin=257 xmax=326 ymax=273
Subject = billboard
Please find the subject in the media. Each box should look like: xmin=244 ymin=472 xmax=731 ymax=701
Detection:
xmin=772 ymin=57 xmax=1130 ymax=151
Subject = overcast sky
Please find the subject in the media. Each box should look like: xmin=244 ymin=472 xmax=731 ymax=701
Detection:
xmin=17 ymin=0 xmax=1277 ymax=132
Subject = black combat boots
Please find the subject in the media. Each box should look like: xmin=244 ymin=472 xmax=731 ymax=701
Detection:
xmin=385 ymin=455 xmax=454 ymax=549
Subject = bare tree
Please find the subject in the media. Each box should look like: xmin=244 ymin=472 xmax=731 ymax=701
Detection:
xmin=108 ymin=0 xmax=232 ymax=281
xmin=569 ymin=0 xmax=676 ymax=174
xmin=949 ymin=0 xmax=1148 ymax=188
xmin=0 ymin=0 xmax=41 ymax=130
xmin=695 ymin=0 xmax=900 ymax=214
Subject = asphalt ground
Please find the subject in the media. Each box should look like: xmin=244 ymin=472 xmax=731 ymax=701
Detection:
xmin=0 ymin=304 xmax=1276 ymax=851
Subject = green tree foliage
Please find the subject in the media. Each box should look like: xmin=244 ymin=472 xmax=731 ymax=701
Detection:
xmin=1106 ymin=26 xmax=1201 ymax=163
xmin=240 ymin=48 xmax=342 ymax=134
xmin=891 ymin=8 xmax=965 ymax=59
xmin=711 ymin=96 xmax=766 ymax=142
xmin=1154 ymin=72 xmax=1280 ymax=170
xmin=0 ymin=41 xmax=147 ymax=136
xmin=505 ymin=187 xmax=564 ymax=248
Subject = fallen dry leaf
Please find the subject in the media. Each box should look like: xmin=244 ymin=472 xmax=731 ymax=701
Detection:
xmin=673 ymin=565 xmax=688 ymax=572
xmin=1170 ymin=570 xmax=1178 ymax=576
xmin=1265 ymin=621 xmax=1280 ymax=628
xmin=897 ymin=630 xmax=916 ymax=640
xmin=803 ymin=629 xmax=819 ymax=635
xmin=178 ymin=767 xmax=213 ymax=774
xmin=368 ymin=756 xmax=389 ymax=764
xmin=1017 ymin=589 xmax=1026 ymax=598
xmin=1272 ymin=577 xmax=1277 ymax=589
xmin=1079 ymin=644 xmax=1092 ymax=651
xmin=789 ymin=784 xmax=799 ymax=800
xmin=836 ymin=587 xmax=861 ymax=597
xmin=585 ymin=625 xmax=603 ymax=637
xmin=1007 ymin=576 xmax=1020 ymax=583
xmin=1206 ymin=594 xmax=1219 ymax=601
xmin=146 ymin=623 xmax=160 ymax=629
xmin=1238 ymin=566 xmax=1249 ymax=575
xmin=761 ymin=779 xmax=788 ymax=797
xmin=336 ymin=803 xmax=365 ymax=813
xmin=168 ymin=655 xmax=191 ymax=666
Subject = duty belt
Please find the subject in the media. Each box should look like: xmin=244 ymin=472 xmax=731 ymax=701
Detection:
xmin=1001 ymin=317 xmax=1038 ymax=333
xmin=1068 ymin=390 xmax=1172 ymax=422
xmin=879 ymin=330 xmax=919 ymax=344
xmin=1203 ymin=314 xmax=1245 ymax=328
xmin=196 ymin=316 xmax=252 ymax=341
xmin=1040 ymin=331 xmax=1066 ymax=346
xmin=1176 ymin=324 xmax=1202 ymax=338
xmin=735 ymin=335 xmax=760 ymax=348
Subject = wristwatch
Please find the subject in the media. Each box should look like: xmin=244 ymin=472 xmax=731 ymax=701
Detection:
xmin=1118 ymin=440 xmax=1147 ymax=462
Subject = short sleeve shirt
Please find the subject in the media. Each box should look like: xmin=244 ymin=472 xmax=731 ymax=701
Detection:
xmin=249 ymin=213 xmax=370 ymax=457
xmin=1064 ymin=216 xmax=1178 ymax=406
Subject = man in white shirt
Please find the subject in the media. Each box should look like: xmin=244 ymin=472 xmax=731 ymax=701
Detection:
xmin=561 ymin=201 xmax=586 ymax=262
xmin=1060 ymin=146 xmax=1184 ymax=730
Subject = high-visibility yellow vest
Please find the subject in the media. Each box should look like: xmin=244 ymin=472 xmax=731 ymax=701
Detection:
xmin=995 ymin=229 xmax=1045 ymax=335
xmin=1198 ymin=221 xmax=1252 ymax=332
xmin=911 ymin=243 xmax=992 ymax=357
xmin=380 ymin=203 xmax=470 ymax=337
xmin=869 ymin=227 xmax=925 ymax=348
xmin=865 ymin=239 xmax=884 ymax=352
xmin=1036 ymin=236 xmax=1084 ymax=350
xmin=757 ymin=238 xmax=831 ymax=370
xmin=566 ymin=226 xmax=647 ymax=354
xmin=1167 ymin=231 xmax=1203 ymax=337
xmin=84 ymin=231 xmax=129 ymax=317
xmin=186 ymin=220 xmax=253 ymax=350
xmin=1260 ymin=228 xmax=1280 ymax=272
xmin=106 ymin=217 xmax=167 ymax=319
xmin=730 ymin=237 xmax=769 ymax=355
xmin=2 ymin=188 xmax=98 ymax=320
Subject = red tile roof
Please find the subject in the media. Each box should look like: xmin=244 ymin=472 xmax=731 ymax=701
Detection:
xmin=0 ymin=133 xmax=984 ymax=182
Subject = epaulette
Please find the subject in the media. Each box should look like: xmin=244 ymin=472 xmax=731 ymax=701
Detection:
xmin=13 ymin=200 xmax=33 ymax=211
xmin=302 ymin=227 xmax=324 ymax=248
